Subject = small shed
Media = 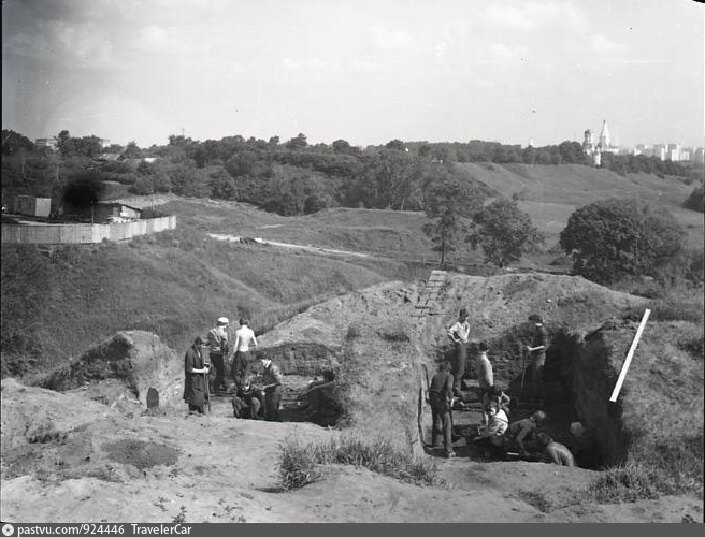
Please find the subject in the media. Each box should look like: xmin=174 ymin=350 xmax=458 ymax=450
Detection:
xmin=14 ymin=195 xmax=52 ymax=218
xmin=95 ymin=201 xmax=142 ymax=222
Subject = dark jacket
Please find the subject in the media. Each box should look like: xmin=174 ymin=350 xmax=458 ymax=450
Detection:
xmin=428 ymin=371 xmax=454 ymax=409
xmin=184 ymin=344 xmax=207 ymax=406
xmin=262 ymin=362 xmax=283 ymax=392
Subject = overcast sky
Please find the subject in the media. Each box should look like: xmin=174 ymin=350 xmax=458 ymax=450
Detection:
xmin=2 ymin=0 xmax=703 ymax=148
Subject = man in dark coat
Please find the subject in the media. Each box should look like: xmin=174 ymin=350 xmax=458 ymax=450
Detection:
xmin=526 ymin=314 xmax=548 ymax=405
xmin=184 ymin=336 xmax=210 ymax=415
xmin=428 ymin=361 xmax=457 ymax=458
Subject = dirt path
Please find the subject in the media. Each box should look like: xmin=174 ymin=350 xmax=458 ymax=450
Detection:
xmin=207 ymin=233 xmax=370 ymax=258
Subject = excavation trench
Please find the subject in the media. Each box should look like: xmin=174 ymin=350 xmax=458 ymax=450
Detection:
xmin=420 ymin=324 xmax=634 ymax=469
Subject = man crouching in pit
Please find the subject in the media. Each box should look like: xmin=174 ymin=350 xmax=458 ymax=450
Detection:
xmin=231 ymin=376 xmax=264 ymax=420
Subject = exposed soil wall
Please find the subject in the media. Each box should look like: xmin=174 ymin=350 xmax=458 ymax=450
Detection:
xmin=40 ymin=331 xmax=182 ymax=407
xmin=256 ymin=343 xmax=341 ymax=376
xmin=568 ymin=324 xmax=627 ymax=466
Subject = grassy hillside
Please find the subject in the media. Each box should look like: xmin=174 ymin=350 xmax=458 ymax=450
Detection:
xmin=1 ymin=207 xmax=427 ymax=378
xmin=458 ymin=163 xmax=704 ymax=248
xmin=3 ymin=162 xmax=702 ymax=377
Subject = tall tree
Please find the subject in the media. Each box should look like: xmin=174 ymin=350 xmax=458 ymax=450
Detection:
xmin=466 ymin=199 xmax=544 ymax=267
xmin=286 ymin=133 xmax=307 ymax=150
xmin=422 ymin=177 xmax=485 ymax=264
xmin=123 ymin=141 xmax=142 ymax=159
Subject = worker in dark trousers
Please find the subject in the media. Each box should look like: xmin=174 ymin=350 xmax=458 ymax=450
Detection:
xmin=260 ymin=354 xmax=283 ymax=421
xmin=526 ymin=314 xmax=548 ymax=405
xmin=428 ymin=361 xmax=457 ymax=458
xmin=447 ymin=308 xmax=471 ymax=396
xmin=207 ymin=317 xmax=230 ymax=393
xmin=183 ymin=336 xmax=210 ymax=416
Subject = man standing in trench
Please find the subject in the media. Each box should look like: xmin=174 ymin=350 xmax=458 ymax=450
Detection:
xmin=526 ymin=314 xmax=548 ymax=405
xmin=428 ymin=361 xmax=457 ymax=458
xmin=447 ymin=308 xmax=471 ymax=396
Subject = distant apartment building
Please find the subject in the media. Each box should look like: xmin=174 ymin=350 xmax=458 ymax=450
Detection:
xmin=34 ymin=138 xmax=57 ymax=151
xmin=651 ymin=144 xmax=666 ymax=160
xmin=694 ymin=148 xmax=705 ymax=163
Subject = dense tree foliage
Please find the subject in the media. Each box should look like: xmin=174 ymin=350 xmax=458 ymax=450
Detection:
xmin=1 ymin=129 xmax=34 ymax=156
xmin=466 ymin=199 xmax=544 ymax=267
xmin=56 ymin=130 xmax=103 ymax=159
xmin=600 ymin=152 xmax=687 ymax=177
xmin=559 ymin=199 xmax=685 ymax=284
xmin=0 ymin=128 xmax=692 ymax=221
xmin=683 ymin=186 xmax=704 ymax=213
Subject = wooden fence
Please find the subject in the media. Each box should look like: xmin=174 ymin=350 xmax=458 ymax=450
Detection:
xmin=1 ymin=216 xmax=176 ymax=245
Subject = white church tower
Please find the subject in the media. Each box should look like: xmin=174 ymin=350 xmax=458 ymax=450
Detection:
xmin=599 ymin=120 xmax=610 ymax=149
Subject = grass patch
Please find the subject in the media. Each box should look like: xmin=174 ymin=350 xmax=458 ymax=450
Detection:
xmin=277 ymin=435 xmax=442 ymax=491
xmin=581 ymin=462 xmax=669 ymax=504
xmin=277 ymin=438 xmax=322 ymax=491
xmin=622 ymin=295 xmax=704 ymax=325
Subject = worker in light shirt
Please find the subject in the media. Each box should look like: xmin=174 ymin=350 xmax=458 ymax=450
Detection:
xmin=447 ymin=307 xmax=471 ymax=396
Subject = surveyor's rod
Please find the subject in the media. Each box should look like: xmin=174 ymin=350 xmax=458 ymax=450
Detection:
xmin=609 ymin=308 xmax=650 ymax=403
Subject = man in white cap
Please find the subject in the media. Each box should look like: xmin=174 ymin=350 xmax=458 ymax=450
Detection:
xmin=207 ymin=317 xmax=230 ymax=393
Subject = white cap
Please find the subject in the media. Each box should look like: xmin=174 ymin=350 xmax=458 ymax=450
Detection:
xmin=217 ymin=317 xmax=229 ymax=325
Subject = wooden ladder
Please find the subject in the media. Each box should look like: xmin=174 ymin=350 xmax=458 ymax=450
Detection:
xmin=413 ymin=270 xmax=447 ymax=327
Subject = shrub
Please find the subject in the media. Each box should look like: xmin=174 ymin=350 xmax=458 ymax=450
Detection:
xmin=683 ymin=186 xmax=704 ymax=213
xmin=278 ymin=438 xmax=322 ymax=491
xmin=560 ymin=199 xmax=685 ymax=285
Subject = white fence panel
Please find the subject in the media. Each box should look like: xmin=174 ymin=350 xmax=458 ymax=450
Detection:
xmin=1 ymin=216 xmax=176 ymax=245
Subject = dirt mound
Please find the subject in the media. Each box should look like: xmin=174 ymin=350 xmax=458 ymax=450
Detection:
xmin=255 ymin=273 xmax=698 ymax=468
xmin=1 ymin=378 xmax=119 ymax=453
xmin=575 ymin=320 xmax=704 ymax=467
xmin=40 ymin=331 xmax=183 ymax=408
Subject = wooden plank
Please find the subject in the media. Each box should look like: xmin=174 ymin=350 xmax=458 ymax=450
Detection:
xmin=609 ymin=308 xmax=651 ymax=403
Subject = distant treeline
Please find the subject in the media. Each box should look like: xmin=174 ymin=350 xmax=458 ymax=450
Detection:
xmin=1 ymin=129 xmax=692 ymax=217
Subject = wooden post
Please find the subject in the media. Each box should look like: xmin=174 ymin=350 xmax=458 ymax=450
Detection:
xmin=609 ymin=309 xmax=650 ymax=403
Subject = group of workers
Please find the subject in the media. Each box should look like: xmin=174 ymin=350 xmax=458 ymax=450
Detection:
xmin=429 ymin=308 xmax=582 ymax=466
xmin=182 ymin=316 xmax=283 ymax=421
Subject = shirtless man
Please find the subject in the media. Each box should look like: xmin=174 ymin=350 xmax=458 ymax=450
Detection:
xmin=229 ymin=318 xmax=258 ymax=389
xmin=535 ymin=433 xmax=576 ymax=467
